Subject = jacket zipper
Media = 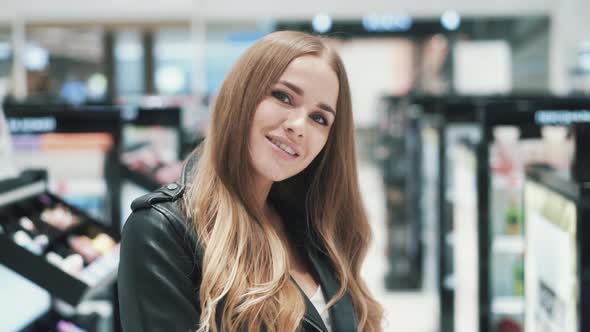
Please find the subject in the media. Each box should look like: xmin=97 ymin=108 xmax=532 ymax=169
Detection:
xmin=303 ymin=317 xmax=326 ymax=332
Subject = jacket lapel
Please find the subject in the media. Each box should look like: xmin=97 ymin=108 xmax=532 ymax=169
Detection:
xmin=305 ymin=247 xmax=359 ymax=332
xmin=268 ymin=195 xmax=358 ymax=332
xmin=291 ymin=275 xmax=329 ymax=332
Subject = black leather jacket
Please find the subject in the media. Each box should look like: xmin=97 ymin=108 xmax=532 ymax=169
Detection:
xmin=117 ymin=158 xmax=359 ymax=332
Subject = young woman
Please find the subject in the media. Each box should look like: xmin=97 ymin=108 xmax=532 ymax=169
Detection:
xmin=118 ymin=30 xmax=383 ymax=332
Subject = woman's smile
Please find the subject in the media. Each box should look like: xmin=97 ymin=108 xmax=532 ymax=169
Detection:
xmin=266 ymin=135 xmax=300 ymax=160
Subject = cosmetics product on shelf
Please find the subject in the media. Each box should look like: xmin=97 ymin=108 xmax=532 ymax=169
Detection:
xmin=91 ymin=233 xmax=116 ymax=255
xmin=34 ymin=234 xmax=49 ymax=250
xmin=56 ymin=319 xmax=87 ymax=332
xmin=496 ymin=317 xmax=522 ymax=332
xmin=492 ymin=126 xmax=521 ymax=176
xmin=122 ymin=141 xmax=183 ymax=186
xmin=77 ymin=243 xmax=120 ymax=286
xmin=46 ymin=241 xmax=117 ymax=281
xmin=504 ymin=202 xmax=522 ymax=235
xmin=122 ymin=145 xmax=164 ymax=173
xmin=13 ymin=230 xmax=33 ymax=247
xmin=68 ymin=235 xmax=101 ymax=264
xmin=41 ymin=204 xmax=80 ymax=231
xmin=19 ymin=216 xmax=36 ymax=232
xmin=46 ymin=251 xmax=65 ymax=267
xmin=513 ymin=258 xmax=524 ymax=297
xmin=0 ymin=184 xmax=121 ymax=307
xmin=541 ymin=126 xmax=571 ymax=170
xmin=61 ymin=254 xmax=84 ymax=276
xmin=492 ymin=253 xmax=523 ymax=297
xmin=13 ymin=230 xmax=43 ymax=255
xmin=154 ymin=161 xmax=183 ymax=184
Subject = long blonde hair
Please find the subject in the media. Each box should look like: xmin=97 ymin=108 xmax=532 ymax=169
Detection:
xmin=183 ymin=30 xmax=383 ymax=331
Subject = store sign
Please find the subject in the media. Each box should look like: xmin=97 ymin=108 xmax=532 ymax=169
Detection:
xmin=8 ymin=117 xmax=57 ymax=134
xmin=534 ymin=110 xmax=590 ymax=126
xmin=524 ymin=181 xmax=578 ymax=332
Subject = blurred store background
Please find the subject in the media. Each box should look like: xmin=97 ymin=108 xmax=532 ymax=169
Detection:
xmin=1 ymin=0 xmax=590 ymax=331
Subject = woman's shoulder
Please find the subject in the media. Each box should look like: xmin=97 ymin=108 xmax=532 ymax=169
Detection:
xmin=118 ymin=185 xmax=203 ymax=323
xmin=123 ymin=151 xmax=200 ymax=249
xmin=123 ymin=183 xmax=200 ymax=261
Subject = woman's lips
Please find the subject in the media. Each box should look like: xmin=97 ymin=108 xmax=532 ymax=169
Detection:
xmin=266 ymin=136 xmax=299 ymax=160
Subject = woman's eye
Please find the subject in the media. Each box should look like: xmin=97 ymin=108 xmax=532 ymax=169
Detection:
xmin=271 ymin=90 xmax=292 ymax=105
xmin=311 ymin=113 xmax=328 ymax=126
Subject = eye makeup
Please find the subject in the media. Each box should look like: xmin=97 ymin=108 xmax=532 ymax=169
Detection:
xmin=270 ymin=88 xmax=333 ymax=127
xmin=272 ymin=90 xmax=293 ymax=105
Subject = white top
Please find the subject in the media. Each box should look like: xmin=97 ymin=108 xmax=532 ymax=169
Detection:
xmin=309 ymin=286 xmax=332 ymax=332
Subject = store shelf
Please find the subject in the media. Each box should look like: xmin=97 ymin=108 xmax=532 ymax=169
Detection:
xmin=492 ymin=296 xmax=524 ymax=316
xmin=0 ymin=180 xmax=47 ymax=208
xmin=0 ymin=192 xmax=120 ymax=306
xmin=492 ymin=235 xmax=524 ymax=254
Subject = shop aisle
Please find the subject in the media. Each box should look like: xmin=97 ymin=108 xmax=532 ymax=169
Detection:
xmin=358 ymin=160 xmax=438 ymax=332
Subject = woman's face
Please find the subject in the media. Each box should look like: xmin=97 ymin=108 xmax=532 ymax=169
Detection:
xmin=249 ymin=55 xmax=339 ymax=184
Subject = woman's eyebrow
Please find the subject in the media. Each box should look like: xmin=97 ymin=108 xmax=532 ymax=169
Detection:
xmin=279 ymin=80 xmax=336 ymax=116
xmin=319 ymin=103 xmax=336 ymax=116
xmin=279 ymin=80 xmax=303 ymax=96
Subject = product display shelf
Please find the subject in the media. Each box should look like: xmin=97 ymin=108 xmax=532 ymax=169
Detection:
xmin=376 ymin=96 xmax=423 ymax=290
xmin=523 ymin=122 xmax=590 ymax=332
xmin=119 ymin=106 xmax=183 ymax=190
xmin=0 ymin=170 xmax=121 ymax=307
xmin=119 ymin=159 xmax=162 ymax=192
xmin=474 ymin=97 xmax=590 ymax=332
xmin=121 ymin=105 xmax=183 ymax=160
xmin=19 ymin=305 xmax=111 ymax=332
xmin=119 ymin=106 xmax=185 ymax=233
xmin=408 ymin=95 xmax=481 ymax=332
xmin=3 ymin=107 xmax=123 ymax=234
xmin=410 ymin=95 xmax=590 ymax=332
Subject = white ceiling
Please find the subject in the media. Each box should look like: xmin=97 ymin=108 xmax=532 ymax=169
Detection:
xmin=0 ymin=0 xmax=555 ymax=23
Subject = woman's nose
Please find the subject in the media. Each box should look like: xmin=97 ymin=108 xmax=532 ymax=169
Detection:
xmin=283 ymin=109 xmax=306 ymax=138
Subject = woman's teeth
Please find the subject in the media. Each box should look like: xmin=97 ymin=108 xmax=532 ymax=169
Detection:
xmin=269 ymin=138 xmax=297 ymax=156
